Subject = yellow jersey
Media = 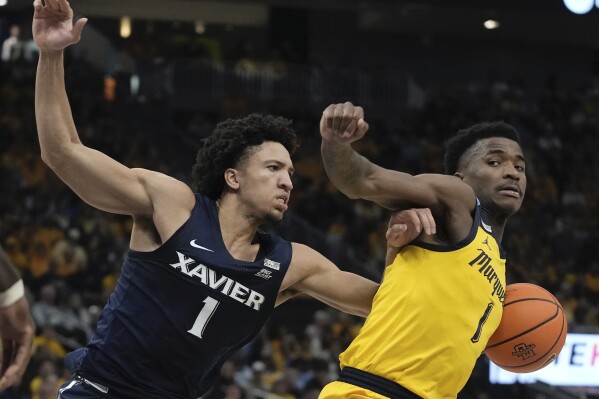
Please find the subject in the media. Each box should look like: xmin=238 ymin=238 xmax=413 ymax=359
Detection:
xmin=339 ymin=205 xmax=506 ymax=399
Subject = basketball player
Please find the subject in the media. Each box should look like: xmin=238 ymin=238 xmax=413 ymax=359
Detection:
xmin=318 ymin=102 xmax=526 ymax=399
xmin=31 ymin=2 xmax=434 ymax=398
xmin=0 ymin=245 xmax=35 ymax=389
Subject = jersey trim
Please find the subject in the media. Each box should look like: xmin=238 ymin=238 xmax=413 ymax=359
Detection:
xmin=338 ymin=367 xmax=422 ymax=399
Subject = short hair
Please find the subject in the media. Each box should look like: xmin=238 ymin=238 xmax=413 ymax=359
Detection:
xmin=443 ymin=121 xmax=521 ymax=174
xmin=191 ymin=113 xmax=298 ymax=199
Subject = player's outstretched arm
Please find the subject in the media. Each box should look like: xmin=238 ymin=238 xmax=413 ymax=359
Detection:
xmin=33 ymin=0 xmax=192 ymax=218
xmin=320 ymin=102 xmax=473 ymax=212
xmin=281 ymin=209 xmax=430 ymax=317
xmin=0 ymin=246 xmax=34 ymax=389
xmin=284 ymin=244 xmax=378 ymax=317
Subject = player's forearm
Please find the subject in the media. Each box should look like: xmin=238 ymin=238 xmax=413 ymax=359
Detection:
xmin=321 ymin=140 xmax=373 ymax=199
xmin=335 ymin=272 xmax=378 ymax=317
xmin=35 ymin=50 xmax=82 ymax=168
xmin=0 ymin=246 xmax=24 ymax=307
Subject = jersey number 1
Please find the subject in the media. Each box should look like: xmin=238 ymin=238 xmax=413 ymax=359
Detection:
xmin=188 ymin=296 xmax=219 ymax=339
xmin=471 ymin=302 xmax=494 ymax=343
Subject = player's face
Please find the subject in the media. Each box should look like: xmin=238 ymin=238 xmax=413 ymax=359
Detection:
xmin=237 ymin=141 xmax=294 ymax=222
xmin=461 ymin=137 xmax=526 ymax=217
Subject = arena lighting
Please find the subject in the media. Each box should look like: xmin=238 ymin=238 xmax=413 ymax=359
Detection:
xmin=483 ymin=19 xmax=500 ymax=29
xmin=120 ymin=16 xmax=131 ymax=38
xmin=0 ymin=0 xmax=7 ymax=6
xmin=195 ymin=20 xmax=206 ymax=34
xmin=563 ymin=0 xmax=594 ymax=14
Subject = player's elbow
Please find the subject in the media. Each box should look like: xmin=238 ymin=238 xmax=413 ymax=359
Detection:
xmin=40 ymin=143 xmax=77 ymax=170
xmin=40 ymin=149 xmax=61 ymax=169
xmin=337 ymin=182 xmax=373 ymax=200
xmin=41 ymin=149 xmax=67 ymax=171
xmin=344 ymin=190 xmax=363 ymax=200
xmin=339 ymin=173 xmax=380 ymax=201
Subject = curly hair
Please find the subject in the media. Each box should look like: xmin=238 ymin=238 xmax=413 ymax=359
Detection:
xmin=443 ymin=121 xmax=521 ymax=175
xmin=191 ymin=113 xmax=299 ymax=199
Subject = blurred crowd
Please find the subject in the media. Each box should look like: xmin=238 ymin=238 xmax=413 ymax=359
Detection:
xmin=1 ymin=27 xmax=598 ymax=399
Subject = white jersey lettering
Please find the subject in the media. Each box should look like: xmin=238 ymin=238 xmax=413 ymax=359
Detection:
xmin=170 ymin=252 xmax=265 ymax=311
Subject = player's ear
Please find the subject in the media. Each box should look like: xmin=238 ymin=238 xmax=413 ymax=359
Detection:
xmin=224 ymin=168 xmax=240 ymax=190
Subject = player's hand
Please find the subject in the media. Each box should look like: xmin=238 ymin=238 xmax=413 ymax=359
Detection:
xmin=0 ymin=297 xmax=35 ymax=389
xmin=386 ymin=208 xmax=435 ymax=248
xmin=320 ymin=102 xmax=369 ymax=144
xmin=33 ymin=0 xmax=87 ymax=51
xmin=385 ymin=208 xmax=435 ymax=266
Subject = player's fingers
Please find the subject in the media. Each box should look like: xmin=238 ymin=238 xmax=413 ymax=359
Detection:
xmin=340 ymin=113 xmax=355 ymax=134
xmin=0 ymin=339 xmax=14 ymax=388
xmin=413 ymin=209 xmax=431 ymax=235
xmin=61 ymin=0 xmax=72 ymax=10
xmin=340 ymin=102 xmax=359 ymax=133
xmin=424 ymin=208 xmax=436 ymax=234
xmin=416 ymin=208 xmax=435 ymax=235
xmin=387 ymin=224 xmax=411 ymax=248
xmin=356 ymin=119 xmax=369 ymax=137
xmin=0 ymin=356 xmax=22 ymax=389
xmin=57 ymin=0 xmax=68 ymax=11
xmin=0 ymin=364 xmax=18 ymax=389
xmin=33 ymin=0 xmax=44 ymax=11
xmin=343 ymin=117 xmax=358 ymax=136
xmin=322 ymin=105 xmax=335 ymax=131
xmin=45 ymin=0 xmax=59 ymax=11
xmin=11 ymin=342 xmax=31 ymax=376
xmin=332 ymin=104 xmax=344 ymax=132
xmin=352 ymin=104 xmax=364 ymax=121
xmin=386 ymin=223 xmax=407 ymax=240
xmin=388 ymin=209 xmax=419 ymax=231
xmin=1 ymin=339 xmax=13 ymax=373
xmin=72 ymin=17 xmax=88 ymax=41
xmin=319 ymin=115 xmax=326 ymax=135
xmin=403 ymin=209 xmax=422 ymax=232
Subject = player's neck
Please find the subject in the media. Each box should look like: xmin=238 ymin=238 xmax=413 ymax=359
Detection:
xmin=217 ymin=198 xmax=261 ymax=262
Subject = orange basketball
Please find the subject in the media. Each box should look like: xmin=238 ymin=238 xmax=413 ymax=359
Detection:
xmin=485 ymin=283 xmax=567 ymax=373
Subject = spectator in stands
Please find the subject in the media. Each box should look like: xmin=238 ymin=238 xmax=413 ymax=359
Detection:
xmin=1 ymin=25 xmax=23 ymax=63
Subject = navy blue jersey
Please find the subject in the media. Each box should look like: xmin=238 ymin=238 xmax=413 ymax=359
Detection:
xmin=65 ymin=194 xmax=292 ymax=398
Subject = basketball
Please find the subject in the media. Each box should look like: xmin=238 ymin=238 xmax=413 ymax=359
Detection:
xmin=485 ymin=283 xmax=567 ymax=373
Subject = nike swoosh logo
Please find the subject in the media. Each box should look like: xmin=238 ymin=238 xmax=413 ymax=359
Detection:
xmin=190 ymin=240 xmax=214 ymax=252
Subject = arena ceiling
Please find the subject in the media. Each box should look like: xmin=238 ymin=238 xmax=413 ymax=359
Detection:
xmin=4 ymin=0 xmax=599 ymax=47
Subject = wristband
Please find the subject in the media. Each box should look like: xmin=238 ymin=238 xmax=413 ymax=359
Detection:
xmin=0 ymin=280 xmax=25 ymax=307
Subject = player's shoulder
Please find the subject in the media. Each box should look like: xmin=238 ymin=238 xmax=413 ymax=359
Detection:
xmin=133 ymin=168 xmax=194 ymax=202
xmin=132 ymin=168 xmax=190 ymax=188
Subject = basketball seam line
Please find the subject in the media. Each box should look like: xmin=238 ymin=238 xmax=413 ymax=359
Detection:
xmin=503 ymin=297 xmax=555 ymax=307
xmin=486 ymin=303 xmax=559 ymax=348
